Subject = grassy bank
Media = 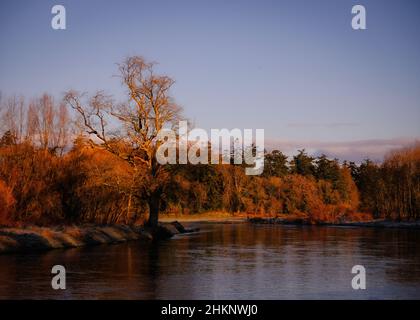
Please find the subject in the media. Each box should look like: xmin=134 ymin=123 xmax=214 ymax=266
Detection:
xmin=160 ymin=211 xmax=249 ymax=222
xmin=248 ymin=217 xmax=420 ymax=229
xmin=0 ymin=225 xmax=150 ymax=254
xmin=0 ymin=222 xmax=198 ymax=254
xmin=166 ymin=211 xmax=420 ymax=230
xmin=160 ymin=211 xmax=373 ymax=224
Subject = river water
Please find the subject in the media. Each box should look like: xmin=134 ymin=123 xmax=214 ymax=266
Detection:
xmin=0 ymin=222 xmax=419 ymax=299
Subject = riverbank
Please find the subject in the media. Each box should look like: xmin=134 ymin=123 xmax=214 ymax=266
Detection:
xmin=160 ymin=212 xmax=420 ymax=229
xmin=0 ymin=222 xmax=197 ymax=254
xmin=2 ymin=215 xmax=418 ymax=255
xmin=160 ymin=212 xmax=248 ymax=223
xmin=248 ymin=217 xmax=420 ymax=229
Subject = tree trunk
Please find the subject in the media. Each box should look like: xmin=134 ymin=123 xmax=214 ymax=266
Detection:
xmin=147 ymin=192 xmax=160 ymax=228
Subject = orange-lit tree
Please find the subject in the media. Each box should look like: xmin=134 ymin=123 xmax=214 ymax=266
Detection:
xmin=64 ymin=56 xmax=182 ymax=228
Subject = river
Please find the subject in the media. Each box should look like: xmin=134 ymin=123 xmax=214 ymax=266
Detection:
xmin=0 ymin=222 xmax=419 ymax=299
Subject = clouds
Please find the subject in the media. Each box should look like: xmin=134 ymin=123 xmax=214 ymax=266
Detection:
xmin=287 ymin=122 xmax=359 ymax=129
xmin=265 ymin=137 xmax=419 ymax=163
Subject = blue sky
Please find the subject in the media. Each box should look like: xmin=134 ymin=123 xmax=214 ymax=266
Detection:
xmin=1 ymin=0 xmax=419 ymax=161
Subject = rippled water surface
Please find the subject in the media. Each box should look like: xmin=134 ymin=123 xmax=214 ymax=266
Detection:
xmin=1 ymin=223 xmax=420 ymax=299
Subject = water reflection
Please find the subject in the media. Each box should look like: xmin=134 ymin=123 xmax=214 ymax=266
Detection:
xmin=0 ymin=223 xmax=419 ymax=299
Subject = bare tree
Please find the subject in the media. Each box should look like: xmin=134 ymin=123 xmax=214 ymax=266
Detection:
xmin=64 ymin=56 xmax=182 ymax=227
xmin=1 ymin=95 xmax=25 ymax=143
xmin=26 ymin=94 xmax=70 ymax=154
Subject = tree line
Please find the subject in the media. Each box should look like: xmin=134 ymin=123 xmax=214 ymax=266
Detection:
xmin=0 ymin=57 xmax=419 ymax=227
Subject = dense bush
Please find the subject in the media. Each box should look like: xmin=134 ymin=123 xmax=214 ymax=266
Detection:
xmin=0 ymin=179 xmax=15 ymax=225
